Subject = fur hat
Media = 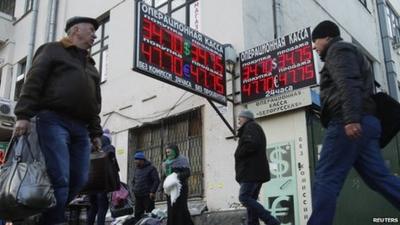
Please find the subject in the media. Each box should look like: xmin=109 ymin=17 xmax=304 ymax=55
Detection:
xmin=238 ymin=109 xmax=254 ymax=120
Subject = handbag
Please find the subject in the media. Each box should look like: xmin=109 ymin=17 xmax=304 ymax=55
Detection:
xmin=0 ymin=121 xmax=56 ymax=221
xmin=371 ymin=92 xmax=400 ymax=148
xmin=81 ymin=150 xmax=120 ymax=194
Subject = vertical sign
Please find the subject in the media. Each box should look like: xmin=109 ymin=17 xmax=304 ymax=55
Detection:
xmin=133 ymin=1 xmax=227 ymax=105
xmin=239 ymin=28 xmax=316 ymax=104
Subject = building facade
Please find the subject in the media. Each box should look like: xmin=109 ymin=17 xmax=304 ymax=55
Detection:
xmin=0 ymin=0 xmax=399 ymax=224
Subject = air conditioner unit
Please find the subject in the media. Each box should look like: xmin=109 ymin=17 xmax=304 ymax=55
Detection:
xmin=0 ymin=98 xmax=15 ymax=118
xmin=393 ymin=36 xmax=400 ymax=49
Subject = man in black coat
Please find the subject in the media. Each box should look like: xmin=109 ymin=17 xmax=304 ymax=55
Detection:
xmin=308 ymin=21 xmax=400 ymax=225
xmin=132 ymin=151 xmax=160 ymax=222
xmin=235 ymin=110 xmax=280 ymax=225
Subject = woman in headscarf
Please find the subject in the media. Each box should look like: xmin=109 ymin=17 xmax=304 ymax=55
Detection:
xmin=162 ymin=144 xmax=194 ymax=225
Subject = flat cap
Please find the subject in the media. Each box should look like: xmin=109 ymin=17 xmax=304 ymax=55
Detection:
xmin=65 ymin=16 xmax=99 ymax=32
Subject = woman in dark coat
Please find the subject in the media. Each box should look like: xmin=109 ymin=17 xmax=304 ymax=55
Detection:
xmin=162 ymin=144 xmax=194 ymax=225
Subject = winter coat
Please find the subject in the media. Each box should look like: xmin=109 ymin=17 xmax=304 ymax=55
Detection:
xmin=319 ymin=37 xmax=376 ymax=127
xmin=133 ymin=160 xmax=160 ymax=196
xmin=14 ymin=38 xmax=102 ymax=138
xmin=235 ymin=120 xmax=270 ymax=183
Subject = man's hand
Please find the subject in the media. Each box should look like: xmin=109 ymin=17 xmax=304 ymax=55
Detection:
xmin=345 ymin=123 xmax=362 ymax=139
xmin=14 ymin=120 xmax=31 ymax=136
xmin=91 ymin=136 xmax=102 ymax=151
xmin=149 ymin=193 xmax=156 ymax=200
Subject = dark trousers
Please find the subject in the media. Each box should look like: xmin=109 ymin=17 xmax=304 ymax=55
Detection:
xmin=37 ymin=111 xmax=91 ymax=225
xmin=134 ymin=194 xmax=155 ymax=221
xmin=308 ymin=115 xmax=400 ymax=225
xmin=239 ymin=182 xmax=279 ymax=225
xmin=87 ymin=193 xmax=109 ymax=225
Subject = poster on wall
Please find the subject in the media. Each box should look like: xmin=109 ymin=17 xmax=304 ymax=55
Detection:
xmin=133 ymin=1 xmax=227 ymax=105
xmin=239 ymin=27 xmax=316 ymax=104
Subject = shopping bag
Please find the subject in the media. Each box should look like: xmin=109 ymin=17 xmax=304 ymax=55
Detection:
xmin=0 ymin=121 xmax=56 ymax=221
xmin=371 ymin=92 xmax=400 ymax=148
xmin=112 ymin=183 xmax=130 ymax=207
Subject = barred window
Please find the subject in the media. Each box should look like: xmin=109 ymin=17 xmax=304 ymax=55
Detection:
xmin=91 ymin=14 xmax=110 ymax=83
xmin=0 ymin=0 xmax=15 ymax=16
xmin=387 ymin=5 xmax=400 ymax=40
xmin=128 ymin=108 xmax=203 ymax=201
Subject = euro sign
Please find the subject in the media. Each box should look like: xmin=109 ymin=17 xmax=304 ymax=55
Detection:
xmin=270 ymin=145 xmax=290 ymax=178
xmin=270 ymin=195 xmax=292 ymax=225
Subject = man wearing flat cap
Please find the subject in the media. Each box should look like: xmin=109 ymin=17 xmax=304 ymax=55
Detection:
xmin=235 ymin=110 xmax=280 ymax=225
xmin=13 ymin=16 xmax=102 ymax=225
xmin=308 ymin=20 xmax=400 ymax=225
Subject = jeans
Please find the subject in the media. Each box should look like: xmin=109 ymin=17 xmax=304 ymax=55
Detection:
xmin=87 ymin=193 xmax=109 ymax=225
xmin=308 ymin=115 xmax=400 ymax=225
xmin=239 ymin=182 xmax=279 ymax=225
xmin=36 ymin=111 xmax=91 ymax=225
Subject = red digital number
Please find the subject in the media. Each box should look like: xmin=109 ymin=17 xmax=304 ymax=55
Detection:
xmin=141 ymin=42 xmax=183 ymax=77
xmin=142 ymin=18 xmax=183 ymax=55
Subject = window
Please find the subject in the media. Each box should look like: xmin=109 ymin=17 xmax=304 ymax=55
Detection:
xmin=14 ymin=58 xmax=26 ymax=101
xmin=91 ymin=14 xmax=109 ymax=83
xmin=143 ymin=0 xmax=199 ymax=29
xmin=128 ymin=109 xmax=203 ymax=200
xmin=387 ymin=5 xmax=400 ymax=43
xmin=24 ymin=0 xmax=33 ymax=13
xmin=0 ymin=0 xmax=15 ymax=16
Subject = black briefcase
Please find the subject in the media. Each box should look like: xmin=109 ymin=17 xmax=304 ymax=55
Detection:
xmin=371 ymin=92 xmax=400 ymax=148
xmin=80 ymin=151 xmax=120 ymax=194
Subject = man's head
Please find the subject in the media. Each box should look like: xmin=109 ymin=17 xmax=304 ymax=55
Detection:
xmin=312 ymin=20 xmax=340 ymax=56
xmin=238 ymin=109 xmax=254 ymax=127
xmin=65 ymin=16 xmax=99 ymax=50
xmin=134 ymin=151 xmax=146 ymax=167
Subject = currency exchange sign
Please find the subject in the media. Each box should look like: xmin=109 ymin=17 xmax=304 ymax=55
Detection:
xmin=239 ymin=28 xmax=317 ymax=104
xmin=133 ymin=1 xmax=227 ymax=105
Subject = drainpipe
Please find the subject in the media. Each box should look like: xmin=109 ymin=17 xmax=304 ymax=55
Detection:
xmin=47 ymin=0 xmax=59 ymax=42
xmin=26 ymin=0 xmax=39 ymax=73
xmin=376 ymin=0 xmax=398 ymax=100
xmin=272 ymin=0 xmax=282 ymax=39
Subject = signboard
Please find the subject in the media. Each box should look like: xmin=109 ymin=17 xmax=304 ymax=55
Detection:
xmin=247 ymin=88 xmax=312 ymax=118
xmin=133 ymin=1 xmax=227 ymax=105
xmin=239 ymin=28 xmax=316 ymax=104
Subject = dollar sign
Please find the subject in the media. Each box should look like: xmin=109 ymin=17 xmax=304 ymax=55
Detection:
xmin=184 ymin=41 xmax=191 ymax=56
xmin=270 ymin=146 xmax=290 ymax=178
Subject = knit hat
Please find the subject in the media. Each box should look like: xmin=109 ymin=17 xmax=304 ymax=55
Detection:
xmin=311 ymin=20 xmax=340 ymax=42
xmin=134 ymin=151 xmax=145 ymax=160
xmin=238 ymin=109 xmax=254 ymax=120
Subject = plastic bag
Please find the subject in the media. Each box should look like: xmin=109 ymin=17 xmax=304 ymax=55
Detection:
xmin=163 ymin=173 xmax=181 ymax=205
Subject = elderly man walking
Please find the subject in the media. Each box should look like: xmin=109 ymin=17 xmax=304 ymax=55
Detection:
xmin=235 ymin=110 xmax=280 ymax=225
xmin=14 ymin=16 xmax=102 ymax=225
